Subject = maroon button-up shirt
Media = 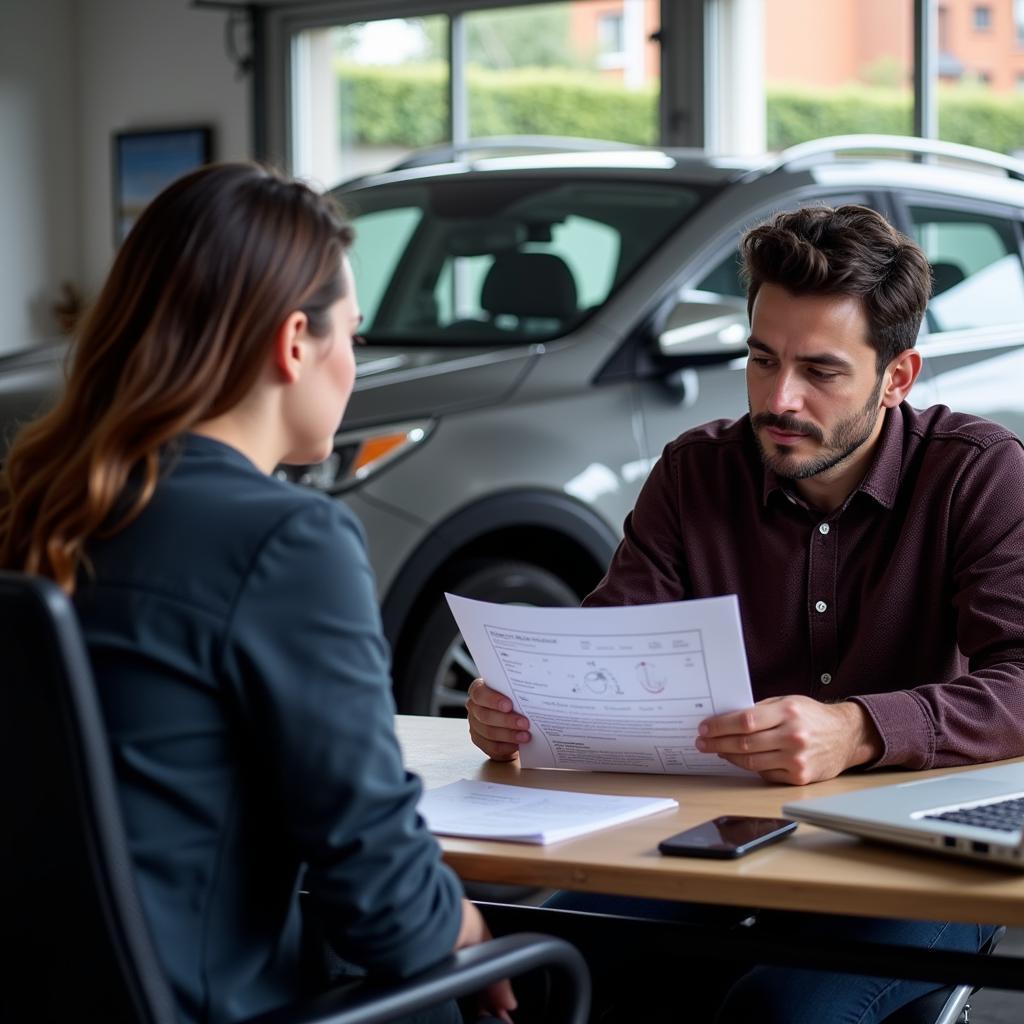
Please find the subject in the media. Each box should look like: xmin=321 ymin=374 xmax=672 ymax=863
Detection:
xmin=584 ymin=403 xmax=1024 ymax=770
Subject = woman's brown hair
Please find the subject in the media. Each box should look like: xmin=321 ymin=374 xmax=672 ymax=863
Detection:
xmin=0 ymin=162 xmax=353 ymax=593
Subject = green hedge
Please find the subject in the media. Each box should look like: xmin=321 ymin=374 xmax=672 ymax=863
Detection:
xmin=937 ymin=89 xmax=1024 ymax=154
xmin=339 ymin=63 xmax=448 ymax=148
xmin=337 ymin=63 xmax=1024 ymax=155
xmin=767 ymin=85 xmax=1024 ymax=153
xmin=338 ymin=63 xmax=658 ymax=146
xmin=465 ymin=68 xmax=657 ymax=143
xmin=766 ymin=87 xmax=912 ymax=149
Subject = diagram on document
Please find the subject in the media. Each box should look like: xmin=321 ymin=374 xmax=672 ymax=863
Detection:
xmin=447 ymin=593 xmax=755 ymax=775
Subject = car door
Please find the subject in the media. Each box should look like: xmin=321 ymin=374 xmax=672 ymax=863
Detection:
xmin=893 ymin=196 xmax=1024 ymax=440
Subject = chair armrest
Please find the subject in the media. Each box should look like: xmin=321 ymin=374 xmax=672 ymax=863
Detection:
xmin=239 ymin=932 xmax=590 ymax=1024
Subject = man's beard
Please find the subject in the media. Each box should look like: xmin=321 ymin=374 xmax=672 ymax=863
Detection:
xmin=750 ymin=375 xmax=883 ymax=480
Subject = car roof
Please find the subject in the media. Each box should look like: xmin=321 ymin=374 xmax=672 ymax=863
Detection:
xmin=334 ymin=134 xmax=1024 ymax=206
xmin=336 ymin=149 xmax=756 ymax=192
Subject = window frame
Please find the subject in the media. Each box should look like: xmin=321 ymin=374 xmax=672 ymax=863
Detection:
xmin=254 ymin=2 xmax=954 ymax=174
xmin=257 ymin=0 xmax=705 ymax=171
xmin=596 ymin=11 xmax=626 ymax=68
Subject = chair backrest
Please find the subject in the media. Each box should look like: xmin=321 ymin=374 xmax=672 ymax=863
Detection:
xmin=0 ymin=570 xmax=179 ymax=1023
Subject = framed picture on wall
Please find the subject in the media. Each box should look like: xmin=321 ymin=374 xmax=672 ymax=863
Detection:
xmin=113 ymin=126 xmax=213 ymax=244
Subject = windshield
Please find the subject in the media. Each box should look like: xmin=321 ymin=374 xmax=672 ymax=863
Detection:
xmin=338 ymin=176 xmax=710 ymax=345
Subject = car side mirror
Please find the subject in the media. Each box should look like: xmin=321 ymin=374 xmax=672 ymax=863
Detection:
xmin=656 ymin=298 xmax=749 ymax=366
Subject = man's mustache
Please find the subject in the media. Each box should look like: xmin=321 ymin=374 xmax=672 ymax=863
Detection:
xmin=752 ymin=412 xmax=824 ymax=443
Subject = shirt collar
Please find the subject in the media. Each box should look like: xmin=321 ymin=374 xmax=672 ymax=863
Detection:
xmin=856 ymin=405 xmax=903 ymax=510
xmin=758 ymin=406 xmax=904 ymax=512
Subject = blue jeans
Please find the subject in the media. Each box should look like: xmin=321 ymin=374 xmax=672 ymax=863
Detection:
xmin=543 ymin=892 xmax=997 ymax=1024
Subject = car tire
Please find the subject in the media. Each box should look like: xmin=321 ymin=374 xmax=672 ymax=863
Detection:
xmin=395 ymin=559 xmax=580 ymax=716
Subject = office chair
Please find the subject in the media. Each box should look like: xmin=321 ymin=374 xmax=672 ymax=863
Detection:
xmin=0 ymin=570 xmax=590 ymax=1024
xmin=881 ymin=925 xmax=1005 ymax=1024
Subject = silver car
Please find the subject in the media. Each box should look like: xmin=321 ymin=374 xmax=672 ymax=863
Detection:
xmin=5 ymin=134 xmax=1024 ymax=715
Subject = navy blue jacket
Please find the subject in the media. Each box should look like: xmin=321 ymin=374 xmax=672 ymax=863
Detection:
xmin=74 ymin=434 xmax=462 ymax=1024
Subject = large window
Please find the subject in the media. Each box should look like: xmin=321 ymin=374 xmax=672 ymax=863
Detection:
xmin=292 ymin=16 xmax=448 ymax=187
xmin=705 ymin=0 xmax=1024 ymax=158
xmin=937 ymin=0 xmax=1024 ymax=155
xmin=465 ymin=2 xmax=659 ymax=141
xmin=289 ymin=1 xmax=661 ymax=188
xmin=269 ymin=0 xmax=1024 ymax=176
xmin=761 ymin=0 xmax=914 ymax=151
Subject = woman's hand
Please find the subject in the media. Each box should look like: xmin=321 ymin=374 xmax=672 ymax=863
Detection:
xmin=455 ymin=899 xmax=517 ymax=1022
xmin=466 ymin=679 xmax=530 ymax=762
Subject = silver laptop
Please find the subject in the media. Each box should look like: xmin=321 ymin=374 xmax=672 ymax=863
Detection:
xmin=782 ymin=762 xmax=1024 ymax=868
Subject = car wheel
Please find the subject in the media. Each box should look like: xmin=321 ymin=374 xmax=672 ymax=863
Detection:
xmin=396 ymin=560 xmax=581 ymax=716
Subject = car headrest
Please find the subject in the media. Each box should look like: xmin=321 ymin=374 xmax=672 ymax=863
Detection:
xmin=931 ymin=261 xmax=966 ymax=297
xmin=481 ymin=252 xmax=578 ymax=318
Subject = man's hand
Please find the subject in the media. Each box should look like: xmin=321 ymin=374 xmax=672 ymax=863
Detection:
xmin=695 ymin=696 xmax=883 ymax=785
xmin=467 ymin=679 xmax=530 ymax=762
xmin=455 ymin=899 xmax=517 ymax=1023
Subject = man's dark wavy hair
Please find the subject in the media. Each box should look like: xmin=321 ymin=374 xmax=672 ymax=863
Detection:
xmin=739 ymin=205 xmax=932 ymax=371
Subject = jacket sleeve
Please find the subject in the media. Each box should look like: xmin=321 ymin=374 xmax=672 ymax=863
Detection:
xmin=853 ymin=435 xmax=1024 ymax=769
xmin=584 ymin=442 xmax=691 ymax=607
xmin=220 ymin=497 xmax=462 ymax=977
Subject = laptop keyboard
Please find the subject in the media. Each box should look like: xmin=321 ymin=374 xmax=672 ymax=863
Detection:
xmin=924 ymin=795 xmax=1024 ymax=833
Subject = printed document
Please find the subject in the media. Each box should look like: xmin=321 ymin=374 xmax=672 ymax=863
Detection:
xmin=419 ymin=778 xmax=677 ymax=844
xmin=447 ymin=594 xmax=754 ymax=775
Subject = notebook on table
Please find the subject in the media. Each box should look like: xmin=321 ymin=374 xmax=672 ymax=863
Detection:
xmin=782 ymin=762 xmax=1024 ymax=868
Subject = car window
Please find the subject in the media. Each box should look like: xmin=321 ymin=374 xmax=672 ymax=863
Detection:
xmin=694 ymin=250 xmax=744 ymax=298
xmin=908 ymin=205 xmax=1024 ymax=333
xmin=525 ymin=215 xmax=620 ymax=308
xmin=349 ymin=206 xmax=423 ymax=327
xmin=690 ymin=195 xmax=872 ymax=301
xmin=433 ymin=255 xmax=493 ymax=324
xmin=433 ymin=215 xmax=620 ymax=328
xmin=342 ymin=179 xmax=710 ymax=344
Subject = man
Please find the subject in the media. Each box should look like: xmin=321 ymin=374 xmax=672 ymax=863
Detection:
xmin=467 ymin=205 xmax=1024 ymax=1022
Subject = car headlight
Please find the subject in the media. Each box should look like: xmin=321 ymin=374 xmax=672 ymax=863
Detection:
xmin=275 ymin=420 xmax=434 ymax=494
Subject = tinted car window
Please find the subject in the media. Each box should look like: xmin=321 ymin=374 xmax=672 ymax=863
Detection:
xmin=348 ymin=206 xmax=423 ymax=328
xmin=431 ymin=214 xmax=620 ymax=332
xmin=908 ymin=205 xmax=1024 ymax=332
xmin=691 ymin=194 xmax=872 ymax=300
xmin=344 ymin=179 xmax=709 ymax=344
xmin=695 ymin=250 xmax=744 ymax=298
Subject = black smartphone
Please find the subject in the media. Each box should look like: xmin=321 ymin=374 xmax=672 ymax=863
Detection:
xmin=658 ymin=815 xmax=797 ymax=859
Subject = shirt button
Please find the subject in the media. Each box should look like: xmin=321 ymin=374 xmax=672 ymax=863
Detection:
xmin=820 ymin=672 xmax=832 ymax=685
xmin=818 ymin=523 xmax=830 ymax=535
xmin=815 ymin=600 xmax=828 ymax=613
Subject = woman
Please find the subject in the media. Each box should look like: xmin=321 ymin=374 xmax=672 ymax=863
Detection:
xmin=0 ymin=163 xmax=513 ymax=1024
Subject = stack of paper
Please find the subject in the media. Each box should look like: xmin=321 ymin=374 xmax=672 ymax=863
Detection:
xmin=418 ymin=778 xmax=678 ymax=845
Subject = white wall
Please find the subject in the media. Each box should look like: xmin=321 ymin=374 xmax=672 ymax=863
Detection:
xmin=0 ymin=0 xmax=79 ymax=353
xmin=0 ymin=0 xmax=251 ymax=352
xmin=76 ymin=0 xmax=250 ymax=294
